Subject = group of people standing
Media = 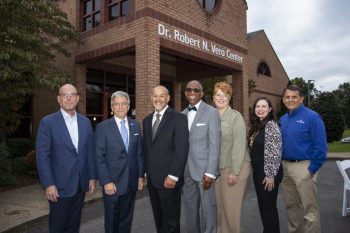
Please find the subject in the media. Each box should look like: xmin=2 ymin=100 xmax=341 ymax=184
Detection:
xmin=36 ymin=81 xmax=327 ymax=233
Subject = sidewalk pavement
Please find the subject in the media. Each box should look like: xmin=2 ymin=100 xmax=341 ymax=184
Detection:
xmin=1 ymin=152 xmax=349 ymax=233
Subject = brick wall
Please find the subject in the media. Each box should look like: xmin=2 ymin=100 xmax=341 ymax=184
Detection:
xmin=247 ymin=30 xmax=289 ymax=115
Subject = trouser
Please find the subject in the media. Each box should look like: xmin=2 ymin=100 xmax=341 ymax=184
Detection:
xmin=183 ymin=175 xmax=217 ymax=233
xmin=253 ymin=171 xmax=281 ymax=233
xmin=48 ymin=186 xmax=85 ymax=233
xmin=282 ymin=160 xmax=320 ymax=233
xmin=216 ymin=163 xmax=251 ymax=233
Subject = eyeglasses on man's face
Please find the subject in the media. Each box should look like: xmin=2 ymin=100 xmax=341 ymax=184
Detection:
xmin=113 ymin=102 xmax=129 ymax=107
xmin=59 ymin=93 xmax=79 ymax=98
xmin=185 ymin=88 xmax=202 ymax=93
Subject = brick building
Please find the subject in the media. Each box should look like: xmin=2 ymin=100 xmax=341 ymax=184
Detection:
xmin=24 ymin=0 xmax=288 ymax=138
xmin=247 ymin=30 xmax=289 ymax=113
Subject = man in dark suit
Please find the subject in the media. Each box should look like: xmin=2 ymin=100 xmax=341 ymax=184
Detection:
xmin=143 ymin=85 xmax=189 ymax=233
xmin=95 ymin=91 xmax=144 ymax=233
xmin=182 ymin=80 xmax=221 ymax=233
xmin=36 ymin=84 xmax=97 ymax=233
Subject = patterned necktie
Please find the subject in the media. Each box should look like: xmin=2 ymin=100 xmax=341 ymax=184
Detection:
xmin=152 ymin=114 xmax=161 ymax=139
xmin=120 ymin=120 xmax=128 ymax=151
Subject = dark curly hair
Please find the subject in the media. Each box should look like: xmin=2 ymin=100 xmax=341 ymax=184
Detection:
xmin=248 ymin=97 xmax=276 ymax=143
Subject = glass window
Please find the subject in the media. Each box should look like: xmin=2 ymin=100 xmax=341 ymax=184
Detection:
xmin=82 ymin=0 xmax=101 ymax=31
xmin=86 ymin=68 xmax=135 ymax=123
xmin=109 ymin=4 xmax=118 ymax=20
xmin=197 ymin=0 xmax=217 ymax=12
xmin=93 ymin=12 xmax=100 ymax=27
xmin=108 ymin=0 xmax=129 ymax=21
xmin=84 ymin=16 xmax=92 ymax=31
xmin=257 ymin=62 xmax=271 ymax=77
xmin=121 ymin=0 xmax=129 ymax=16
xmin=84 ymin=0 xmax=92 ymax=14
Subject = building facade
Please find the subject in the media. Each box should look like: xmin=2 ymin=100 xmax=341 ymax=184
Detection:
xmin=25 ymin=0 xmax=288 ymax=138
xmin=247 ymin=30 xmax=289 ymax=113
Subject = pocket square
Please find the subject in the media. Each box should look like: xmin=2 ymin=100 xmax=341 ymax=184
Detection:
xmin=196 ymin=123 xmax=206 ymax=126
xmin=134 ymin=133 xmax=139 ymax=135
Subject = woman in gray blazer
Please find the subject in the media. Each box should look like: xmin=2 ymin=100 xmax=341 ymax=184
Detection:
xmin=213 ymin=82 xmax=251 ymax=233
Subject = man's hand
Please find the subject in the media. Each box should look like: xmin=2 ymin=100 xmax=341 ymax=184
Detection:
xmin=138 ymin=178 xmax=144 ymax=191
xmin=201 ymin=175 xmax=213 ymax=190
xmin=164 ymin=176 xmax=177 ymax=189
xmin=88 ymin=179 xmax=96 ymax=194
xmin=227 ymin=174 xmax=237 ymax=186
xmin=45 ymin=185 xmax=59 ymax=202
xmin=104 ymin=182 xmax=117 ymax=195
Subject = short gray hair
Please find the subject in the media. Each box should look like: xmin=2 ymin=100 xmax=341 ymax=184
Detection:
xmin=110 ymin=91 xmax=130 ymax=108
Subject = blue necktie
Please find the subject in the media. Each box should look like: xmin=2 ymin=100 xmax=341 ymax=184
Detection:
xmin=120 ymin=120 xmax=128 ymax=152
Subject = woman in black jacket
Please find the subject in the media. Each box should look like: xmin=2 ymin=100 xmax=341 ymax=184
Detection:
xmin=248 ymin=97 xmax=283 ymax=233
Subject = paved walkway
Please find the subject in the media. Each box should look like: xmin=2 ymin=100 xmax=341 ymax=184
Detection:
xmin=0 ymin=153 xmax=349 ymax=232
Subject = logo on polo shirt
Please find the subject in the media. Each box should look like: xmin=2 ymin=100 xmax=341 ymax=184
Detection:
xmin=296 ymin=119 xmax=305 ymax=124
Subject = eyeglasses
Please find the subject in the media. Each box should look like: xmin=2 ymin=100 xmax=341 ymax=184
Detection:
xmin=113 ymin=102 xmax=129 ymax=107
xmin=59 ymin=93 xmax=78 ymax=98
xmin=185 ymin=88 xmax=202 ymax=93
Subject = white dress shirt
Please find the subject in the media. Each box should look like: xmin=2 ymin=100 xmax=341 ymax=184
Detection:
xmin=187 ymin=101 xmax=216 ymax=179
xmin=61 ymin=109 xmax=79 ymax=153
xmin=188 ymin=101 xmax=202 ymax=131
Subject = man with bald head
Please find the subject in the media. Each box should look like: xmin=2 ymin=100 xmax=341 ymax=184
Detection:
xmin=143 ymin=85 xmax=189 ymax=233
xmin=183 ymin=80 xmax=221 ymax=233
xmin=36 ymin=84 xmax=97 ymax=233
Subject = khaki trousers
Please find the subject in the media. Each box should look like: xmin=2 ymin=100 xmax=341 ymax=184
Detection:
xmin=282 ymin=160 xmax=321 ymax=233
xmin=216 ymin=162 xmax=251 ymax=233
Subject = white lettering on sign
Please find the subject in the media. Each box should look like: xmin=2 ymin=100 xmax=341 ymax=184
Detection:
xmin=157 ymin=23 xmax=243 ymax=63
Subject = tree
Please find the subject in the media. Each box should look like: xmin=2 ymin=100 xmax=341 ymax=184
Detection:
xmin=332 ymin=82 xmax=350 ymax=128
xmin=0 ymin=0 xmax=80 ymax=143
xmin=311 ymin=92 xmax=345 ymax=143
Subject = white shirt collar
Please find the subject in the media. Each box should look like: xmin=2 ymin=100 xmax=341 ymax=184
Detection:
xmin=114 ymin=116 xmax=128 ymax=125
xmin=154 ymin=105 xmax=168 ymax=116
xmin=189 ymin=100 xmax=202 ymax=110
xmin=60 ymin=108 xmax=77 ymax=119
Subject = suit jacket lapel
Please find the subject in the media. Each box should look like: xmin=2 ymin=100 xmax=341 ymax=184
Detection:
xmin=190 ymin=102 xmax=204 ymax=133
xmin=77 ymin=114 xmax=86 ymax=154
xmin=55 ymin=111 xmax=77 ymax=152
xmin=108 ymin=117 xmax=126 ymax=151
xmin=153 ymin=107 xmax=171 ymax=142
xmin=127 ymin=118 xmax=135 ymax=152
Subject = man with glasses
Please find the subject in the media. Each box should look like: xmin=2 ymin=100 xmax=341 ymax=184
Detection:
xmin=280 ymin=85 xmax=327 ymax=233
xmin=36 ymin=84 xmax=97 ymax=233
xmin=95 ymin=91 xmax=144 ymax=233
xmin=182 ymin=80 xmax=221 ymax=233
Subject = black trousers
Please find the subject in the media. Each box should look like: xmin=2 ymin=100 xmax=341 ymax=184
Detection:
xmin=48 ymin=186 xmax=85 ymax=233
xmin=148 ymin=181 xmax=182 ymax=233
xmin=253 ymin=172 xmax=281 ymax=233
xmin=103 ymin=189 xmax=136 ymax=233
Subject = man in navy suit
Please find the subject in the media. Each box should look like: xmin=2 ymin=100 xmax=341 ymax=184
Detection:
xmin=143 ymin=85 xmax=189 ymax=233
xmin=36 ymin=84 xmax=97 ymax=233
xmin=95 ymin=91 xmax=144 ymax=233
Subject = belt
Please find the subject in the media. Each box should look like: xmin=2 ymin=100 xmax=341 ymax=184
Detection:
xmin=284 ymin=159 xmax=306 ymax=163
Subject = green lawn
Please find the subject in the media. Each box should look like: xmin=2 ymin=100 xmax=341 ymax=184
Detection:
xmin=328 ymin=129 xmax=350 ymax=152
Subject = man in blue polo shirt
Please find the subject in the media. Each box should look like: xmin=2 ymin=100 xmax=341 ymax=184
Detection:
xmin=280 ymin=85 xmax=327 ymax=233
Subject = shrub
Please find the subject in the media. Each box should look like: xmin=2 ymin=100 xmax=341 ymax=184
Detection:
xmin=0 ymin=143 xmax=17 ymax=186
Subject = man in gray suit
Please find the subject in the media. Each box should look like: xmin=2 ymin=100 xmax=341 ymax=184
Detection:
xmin=182 ymin=80 xmax=221 ymax=233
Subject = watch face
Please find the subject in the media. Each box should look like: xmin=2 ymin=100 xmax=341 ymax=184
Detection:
xmin=197 ymin=0 xmax=218 ymax=12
